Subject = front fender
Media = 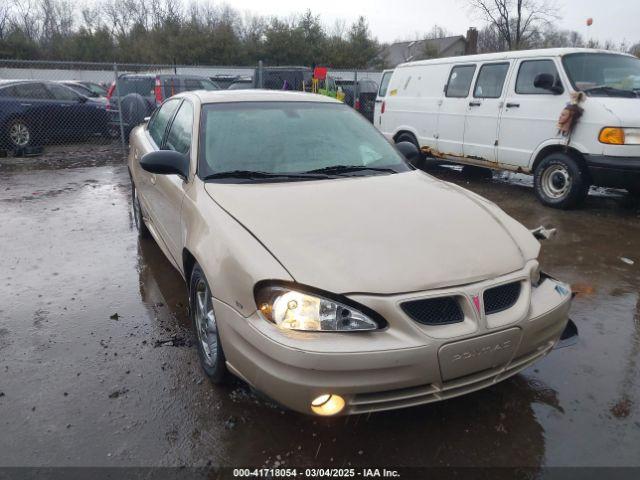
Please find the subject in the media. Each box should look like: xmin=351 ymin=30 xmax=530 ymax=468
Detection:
xmin=182 ymin=180 xmax=293 ymax=318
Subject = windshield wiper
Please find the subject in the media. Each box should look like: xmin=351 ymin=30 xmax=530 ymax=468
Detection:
xmin=582 ymin=86 xmax=638 ymax=98
xmin=305 ymin=165 xmax=400 ymax=175
xmin=202 ymin=170 xmax=331 ymax=181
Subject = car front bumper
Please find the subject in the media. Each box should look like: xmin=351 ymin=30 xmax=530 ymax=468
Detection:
xmin=585 ymin=154 xmax=640 ymax=190
xmin=214 ymin=273 xmax=573 ymax=416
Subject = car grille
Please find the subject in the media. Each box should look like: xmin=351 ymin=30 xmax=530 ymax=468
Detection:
xmin=483 ymin=282 xmax=521 ymax=314
xmin=401 ymin=296 xmax=464 ymax=325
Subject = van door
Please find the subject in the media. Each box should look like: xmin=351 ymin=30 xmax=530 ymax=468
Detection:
xmin=374 ymin=70 xmax=393 ymax=127
xmin=437 ymin=64 xmax=476 ymax=156
xmin=463 ymin=62 xmax=511 ymax=163
xmin=497 ymin=58 xmax=567 ymax=168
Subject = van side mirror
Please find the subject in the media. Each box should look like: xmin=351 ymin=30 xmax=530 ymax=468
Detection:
xmin=534 ymin=73 xmax=564 ymax=94
xmin=140 ymin=150 xmax=189 ymax=179
xmin=396 ymin=141 xmax=421 ymax=165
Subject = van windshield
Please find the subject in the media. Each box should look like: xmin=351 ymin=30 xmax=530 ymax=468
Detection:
xmin=563 ymin=53 xmax=640 ymax=97
xmin=199 ymin=101 xmax=409 ymax=182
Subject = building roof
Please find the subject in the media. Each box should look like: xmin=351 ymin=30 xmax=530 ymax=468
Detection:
xmin=381 ymin=35 xmax=466 ymax=67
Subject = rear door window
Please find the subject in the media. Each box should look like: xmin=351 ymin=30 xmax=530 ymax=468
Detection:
xmin=13 ymin=83 xmax=52 ymax=99
xmin=165 ymin=101 xmax=194 ymax=155
xmin=516 ymin=60 xmax=560 ymax=94
xmin=148 ymin=99 xmax=181 ymax=147
xmin=474 ymin=63 xmax=510 ymax=98
xmin=445 ymin=65 xmax=476 ymax=98
xmin=378 ymin=71 xmax=393 ymax=97
xmin=117 ymin=76 xmax=155 ymax=97
xmin=47 ymin=83 xmax=80 ymax=101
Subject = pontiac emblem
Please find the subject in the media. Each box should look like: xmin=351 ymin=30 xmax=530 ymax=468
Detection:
xmin=472 ymin=294 xmax=481 ymax=314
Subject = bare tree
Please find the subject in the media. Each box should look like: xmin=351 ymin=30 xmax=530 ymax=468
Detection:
xmin=467 ymin=0 xmax=558 ymax=50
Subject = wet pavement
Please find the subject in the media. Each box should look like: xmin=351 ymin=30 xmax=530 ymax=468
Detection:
xmin=0 ymin=144 xmax=639 ymax=471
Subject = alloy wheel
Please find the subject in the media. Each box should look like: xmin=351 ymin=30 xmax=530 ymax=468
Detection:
xmin=194 ymin=279 xmax=218 ymax=367
xmin=9 ymin=122 xmax=30 ymax=147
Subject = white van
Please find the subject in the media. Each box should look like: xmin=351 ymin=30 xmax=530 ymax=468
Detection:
xmin=375 ymin=48 xmax=640 ymax=208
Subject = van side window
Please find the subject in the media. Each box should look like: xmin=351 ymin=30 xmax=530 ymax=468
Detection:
xmin=378 ymin=72 xmax=392 ymax=97
xmin=445 ymin=65 xmax=476 ymax=98
xmin=516 ymin=60 xmax=560 ymax=94
xmin=474 ymin=63 xmax=510 ymax=98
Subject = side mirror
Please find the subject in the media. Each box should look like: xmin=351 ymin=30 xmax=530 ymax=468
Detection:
xmin=396 ymin=141 xmax=421 ymax=165
xmin=78 ymin=95 xmax=88 ymax=103
xmin=534 ymin=73 xmax=564 ymax=94
xmin=140 ymin=150 xmax=189 ymax=179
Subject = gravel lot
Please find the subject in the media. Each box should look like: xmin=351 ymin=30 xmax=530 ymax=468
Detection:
xmin=0 ymin=142 xmax=639 ymax=474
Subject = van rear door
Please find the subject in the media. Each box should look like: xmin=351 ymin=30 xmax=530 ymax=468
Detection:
xmin=374 ymin=70 xmax=393 ymax=127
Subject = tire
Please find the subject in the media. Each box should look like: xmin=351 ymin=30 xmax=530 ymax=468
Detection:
xmin=131 ymin=184 xmax=151 ymax=239
xmin=395 ymin=133 xmax=426 ymax=168
xmin=5 ymin=118 xmax=33 ymax=149
xmin=120 ymin=93 xmax=152 ymax=140
xmin=534 ymin=152 xmax=589 ymax=209
xmin=189 ymin=264 xmax=227 ymax=383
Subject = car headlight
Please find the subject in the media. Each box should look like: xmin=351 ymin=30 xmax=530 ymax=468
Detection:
xmin=254 ymin=284 xmax=380 ymax=332
xmin=599 ymin=127 xmax=640 ymax=145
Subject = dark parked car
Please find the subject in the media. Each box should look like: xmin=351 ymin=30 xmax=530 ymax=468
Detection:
xmin=107 ymin=73 xmax=219 ymax=137
xmin=227 ymin=77 xmax=254 ymax=90
xmin=0 ymin=80 xmax=111 ymax=149
xmin=60 ymin=81 xmax=108 ymax=103
xmin=330 ymin=78 xmax=379 ymax=123
xmin=225 ymin=67 xmax=313 ymax=91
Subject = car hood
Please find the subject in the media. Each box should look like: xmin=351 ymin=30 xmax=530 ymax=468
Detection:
xmin=586 ymin=96 xmax=640 ymax=125
xmin=204 ymin=171 xmax=539 ymax=294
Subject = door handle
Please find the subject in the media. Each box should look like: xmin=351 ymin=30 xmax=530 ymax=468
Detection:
xmin=61 ymin=104 xmax=71 ymax=108
xmin=375 ymin=99 xmax=383 ymax=103
xmin=469 ymin=101 xmax=481 ymax=107
xmin=20 ymin=103 xmax=32 ymax=107
xmin=506 ymin=102 xmax=520 ymax=108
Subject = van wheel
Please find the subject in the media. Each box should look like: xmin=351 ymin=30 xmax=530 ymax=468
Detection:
xmin=395 ymin=133 xmax=425 ymax=168
xmin=190 ymin=264 xmax=227 ymax=383
xmin=534 ymin=153 xmax=589 ymax=209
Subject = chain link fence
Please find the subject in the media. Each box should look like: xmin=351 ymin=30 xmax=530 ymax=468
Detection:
xmin=0 ymin=59 xmax=383 ymax=159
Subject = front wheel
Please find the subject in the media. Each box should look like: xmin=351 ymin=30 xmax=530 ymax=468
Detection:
xmin=534 ymin=153 xmax=589 ymax=209
xmin=190 ymin=264 xmax=227 ymax=383
xmin=131 ymin=184 xmax=151 ymax=239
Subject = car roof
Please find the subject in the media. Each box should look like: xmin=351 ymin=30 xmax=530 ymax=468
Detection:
xmin=0 ymin=79 xmax=59 ymax=87
xmin=119 ymin=73 xmax=211 ymax=80
xmin=399 ymin=47 xmax=635 ymax=68
xmin=187 ymin=89 xmax=342 ymax=105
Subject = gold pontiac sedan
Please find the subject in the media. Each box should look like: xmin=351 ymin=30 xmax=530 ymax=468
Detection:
xmin=128 ymin=90 xmax=574 ymax=416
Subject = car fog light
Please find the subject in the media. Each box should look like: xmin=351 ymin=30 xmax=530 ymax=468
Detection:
xmin=311 ymin=394 xmax=345 ymax=416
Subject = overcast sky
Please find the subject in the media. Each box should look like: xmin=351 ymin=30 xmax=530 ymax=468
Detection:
xmin=225 ymin=0 xmax=639 ymax=45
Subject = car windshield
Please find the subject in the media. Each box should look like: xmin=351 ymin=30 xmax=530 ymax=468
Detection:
xmin=563 ymin=53 xmax=640 ymax=96
xmin=199 ymin=101 xmax=410 ymax=182
xmin=84 ymin=83 xmax=107 ymax=96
